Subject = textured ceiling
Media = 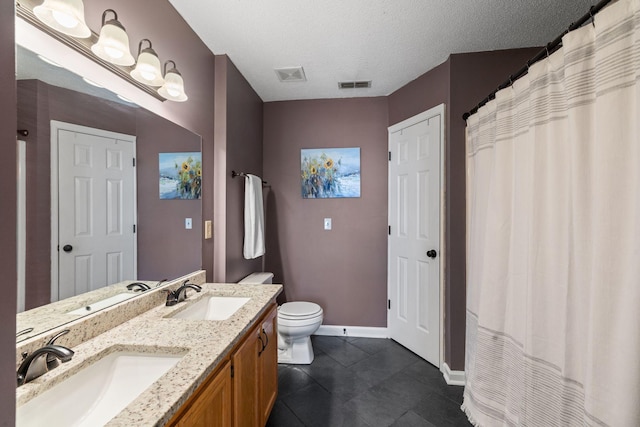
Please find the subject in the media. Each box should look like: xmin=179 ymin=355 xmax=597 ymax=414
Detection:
xmin=168 ymin=0 xmax=596 ymax=102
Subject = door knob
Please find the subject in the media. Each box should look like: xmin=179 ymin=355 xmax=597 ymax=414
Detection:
xmin=62 ymin=244 xmax=73 ymax=253
xmin=426 ymin=250 xmax=437 ymax=258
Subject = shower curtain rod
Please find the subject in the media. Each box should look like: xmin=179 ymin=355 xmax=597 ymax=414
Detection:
xmin=462 ymin=0 xmax=613 ymax=120
xmin=231 ymin=170 xmax=269 ymax=185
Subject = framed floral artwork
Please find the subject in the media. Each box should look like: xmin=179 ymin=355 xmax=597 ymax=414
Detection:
xmin=301 ymin=147 xmax=360 ymax=198
xmin=159 ymin=152 xmax=202 ymax=200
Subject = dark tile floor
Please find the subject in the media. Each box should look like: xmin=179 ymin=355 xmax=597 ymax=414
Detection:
xmin=266 ymin=336 xmax=472 ymax=427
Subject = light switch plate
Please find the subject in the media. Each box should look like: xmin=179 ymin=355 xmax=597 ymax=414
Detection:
xmin=324 ymin=218 xmax=332 ymax=230
xmin=185 ymin=218 xmax=192 ymax=229
xmin=204 ymin=220 xmax=212 ymax=239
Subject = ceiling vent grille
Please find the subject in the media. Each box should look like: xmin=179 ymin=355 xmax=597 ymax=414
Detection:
xmin=275 ymin=67 xmax=306 ymax=82
xmin=338 ymin=80 xmax=372 ymax=89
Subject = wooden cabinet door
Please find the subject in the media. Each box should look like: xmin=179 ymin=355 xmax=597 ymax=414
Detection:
xmin=173 ymin=361 xmax=232 ymax=427
xmin=232 ymin=325 xmax=261 ymax=427
xmin=258 ymin=306 xmax=278 ymax=426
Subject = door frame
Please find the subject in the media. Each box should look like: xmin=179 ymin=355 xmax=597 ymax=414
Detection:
xmin=50 ymin=120 xmax=137 ymax=302
xmin=387 ymin=104 xmax=446 ymax=368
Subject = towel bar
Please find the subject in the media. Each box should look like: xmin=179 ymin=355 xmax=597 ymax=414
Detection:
xmin=231 ymin=170 xmax=268 ymax=186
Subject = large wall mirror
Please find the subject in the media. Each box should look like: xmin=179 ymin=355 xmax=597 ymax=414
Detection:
xmin=15 ymin=15 xmax=203 ymax=342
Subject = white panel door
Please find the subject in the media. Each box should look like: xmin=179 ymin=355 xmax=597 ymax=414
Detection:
xmin=388 ymin=105 xmax=443 ymax=367
xmin=57 ymin=126 xmax=136 ymax=300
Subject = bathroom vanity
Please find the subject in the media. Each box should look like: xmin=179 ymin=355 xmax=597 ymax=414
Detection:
xmin=15 ymin=280 xmax=282 ymax=426
xmin=167 ymin=303 xmax=278 ymax=426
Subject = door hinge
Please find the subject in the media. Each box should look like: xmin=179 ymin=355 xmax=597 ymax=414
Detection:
xmin=388 ymin=299 xmax=391 ymax=310
xmin=388 ymin=225 xmax=391 ymax=235
xmin=133 ymin=224 xmax=136 ymax=233
xmin=388 ymin=151 xmax=391 ymax=161
xmin=231 ymin=365 xmax=234 ymax=378
xmin=132 ymin=158 xmax=136 ymax=167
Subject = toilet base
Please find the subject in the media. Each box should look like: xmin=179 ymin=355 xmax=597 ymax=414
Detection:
xmin=277 ymin=336 xmax=315 ymax=364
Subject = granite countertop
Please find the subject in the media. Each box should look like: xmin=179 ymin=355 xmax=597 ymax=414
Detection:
xmin=16 ymin=279 xmax=162 ymax=342
xmin=16 ymin=282 xmax=282 ymax=426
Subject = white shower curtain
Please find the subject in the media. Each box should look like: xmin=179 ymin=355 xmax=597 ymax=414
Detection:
xmin=464 ymin=0 xmax=640 ymax=425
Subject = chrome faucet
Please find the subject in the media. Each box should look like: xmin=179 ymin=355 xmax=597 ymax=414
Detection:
xmin=45 ymin=330 xmax=71 ymax=370
xmin=17 ymin=340 xmax=74 ymax=386
xmin=165 ymin=280 xmax=202 ymax=306
xmin=126 ymin=282 xmax=151 ymax=292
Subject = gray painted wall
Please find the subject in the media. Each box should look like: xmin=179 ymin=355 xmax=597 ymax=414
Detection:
xmin=263 ymin=97 xmax=390 ymax=326
xmin=213 ymin=55 xmax=266 ymax=283
xmin=79 ymin=0 xmax=218 ymax=281
xmin=225 ymin=58 xmax=265 ymax=282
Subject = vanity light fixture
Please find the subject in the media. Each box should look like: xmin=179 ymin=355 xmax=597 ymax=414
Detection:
xmin=33 ymin=0 xmax=91 ymax=38
xmin=130 ymin=39 xmax=164 ymax=86
xmin=91 ymin=9 xmax=135 ymax=66
xmin=158 ymin=60 xmax=188 ymax=102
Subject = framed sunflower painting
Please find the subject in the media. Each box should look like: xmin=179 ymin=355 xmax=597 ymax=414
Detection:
xmin=301 ymin=147 xmax=361 ymax=198
xmin=159 ymin=152 xmax=202 ymax=200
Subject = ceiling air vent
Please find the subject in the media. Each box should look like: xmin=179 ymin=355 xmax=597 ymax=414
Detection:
xmin=338 ymin=80 xmax=372 ymax=89
xmin=274 ymin=67 xmax=306 ymax=82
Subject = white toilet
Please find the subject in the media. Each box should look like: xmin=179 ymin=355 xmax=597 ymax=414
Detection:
xmin=238 ymin=273 xmax=323 ymax=364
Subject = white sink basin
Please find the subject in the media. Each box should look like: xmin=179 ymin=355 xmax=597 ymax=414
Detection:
xmin=17 ymin=351 xmax=182 ymax=426
xmin=171 ymin=296 xmax=251 ymax=320
xmin=66 ymin=293 xmax=134 ymax=315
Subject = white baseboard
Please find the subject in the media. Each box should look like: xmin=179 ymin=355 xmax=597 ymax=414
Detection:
xmin=314 ymin=325 xmax=389 ymax=339
xmin=441 ymin=362 xmax=466 ymax=386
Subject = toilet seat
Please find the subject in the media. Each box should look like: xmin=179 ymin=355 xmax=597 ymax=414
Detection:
xmin=278 ymin=302 xmax=323 ymax=320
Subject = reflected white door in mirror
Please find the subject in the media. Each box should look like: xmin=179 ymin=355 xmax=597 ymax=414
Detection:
xmin=51 ymin=121 xmax=136 ymax=302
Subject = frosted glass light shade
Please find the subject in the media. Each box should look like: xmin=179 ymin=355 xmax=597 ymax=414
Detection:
xmin=159 ymin=69 xmax=188 ymax=102
xmin=91 ymin=12 xmax=134 ymax=66
xmin=131 ymin=49 xmax=164 ymax=86
xmin=34 ymin=0 xmax=91 ymax=38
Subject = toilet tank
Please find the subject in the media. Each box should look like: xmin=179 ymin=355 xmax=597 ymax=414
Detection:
xmin=238 ymin=272 xmax=274 ymax=284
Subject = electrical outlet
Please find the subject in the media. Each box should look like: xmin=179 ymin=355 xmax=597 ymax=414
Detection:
xmin=185 ymin=218 xmax=192 ymax=229
xmin=204 ymin=220 xmax=212 ymax=239
xmin=324 ymin=218 xmax=332 ymax=230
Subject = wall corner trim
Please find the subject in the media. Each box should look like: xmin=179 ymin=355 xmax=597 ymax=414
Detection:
xmin=314 ymin=325 xmax=388 ymax=339
xmin=441 ymin=362 xmax=466 ymax=386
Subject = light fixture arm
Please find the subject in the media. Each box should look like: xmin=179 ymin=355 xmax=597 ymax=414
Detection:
xmin=101 ymin=9 xmax=117 ymax=26
xmin=138 ymin=39 xmax=153 ymax=56
xmin=163 ymin=60 xmax=178 ymax=76
xmin=100 ymin=9 xmax=127 ymax=32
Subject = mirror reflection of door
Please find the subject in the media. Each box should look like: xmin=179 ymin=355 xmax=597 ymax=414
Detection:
xmin=53 ymin=121 xmax=137 ymax=301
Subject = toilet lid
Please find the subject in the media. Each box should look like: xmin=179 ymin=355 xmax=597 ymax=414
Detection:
xmin=278 ymin=302 xmax=322 ymax=319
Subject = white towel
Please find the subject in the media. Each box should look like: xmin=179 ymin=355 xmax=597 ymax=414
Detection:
xmin=243 ymin=174 xmax=265 ymax=259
